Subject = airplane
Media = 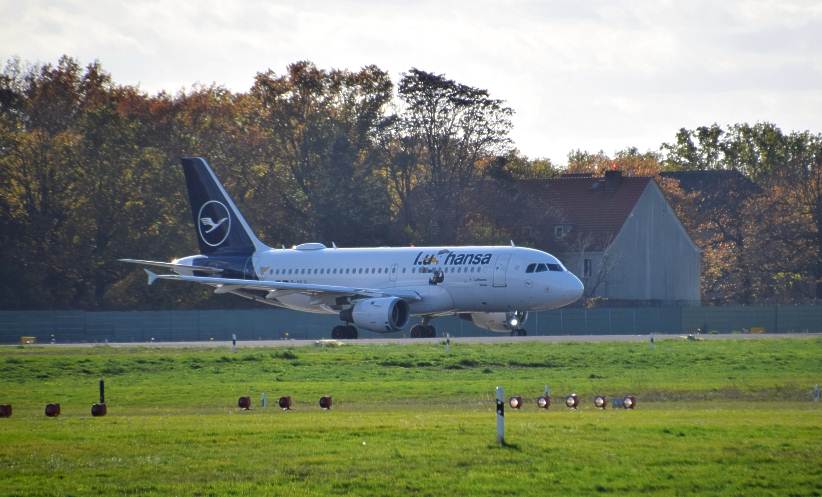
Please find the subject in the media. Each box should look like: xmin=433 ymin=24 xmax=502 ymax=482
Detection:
xmin=121 ymin=157 xmax=584 ymax=339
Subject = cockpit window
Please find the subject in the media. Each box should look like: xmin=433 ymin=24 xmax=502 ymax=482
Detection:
xmin=528 ymin=262 xmax=565 ymax=273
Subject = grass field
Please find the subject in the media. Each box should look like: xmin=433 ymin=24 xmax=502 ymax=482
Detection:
xmin=1 ymin=337 xmax=821 ymax=496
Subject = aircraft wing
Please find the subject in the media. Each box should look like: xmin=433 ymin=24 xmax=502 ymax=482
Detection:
xmin=142 ymin=270 xmax=423 ymax=302
xmin=119 ymin=258 xmax=224 ymax=274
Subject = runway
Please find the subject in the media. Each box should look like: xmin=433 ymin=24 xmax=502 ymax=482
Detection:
xmin=15 ymin=332 xmax=821 ymax=348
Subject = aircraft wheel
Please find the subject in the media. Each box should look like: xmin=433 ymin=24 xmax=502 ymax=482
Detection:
xmin=345 ymin=325 xmax=358 ymax=339
xmin=425 ymin=325 xmax=437 ymax=338
xmin=518 ymin=329 xmax=528 ymax=336
xmin=410 ymin=324 xmax=425 ymax=338
xmin=331 ymin=325 xmax=347 ymax=339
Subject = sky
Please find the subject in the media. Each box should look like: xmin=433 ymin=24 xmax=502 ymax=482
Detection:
xmin=2 ymin=0 xmax=821 ymax=164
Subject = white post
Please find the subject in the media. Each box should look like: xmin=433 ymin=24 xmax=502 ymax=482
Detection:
xmin=232 ymin=333 xmax=237 ymax=352
xmin=445 ymin=332 xmax=451 ymax=353
xmin=495 ymin=386 xmax=505 ymax=445
xmin=261 ymin=392 xmax=267 ymax=408
xmin=814 ymin=384 xmax=820 ymax=402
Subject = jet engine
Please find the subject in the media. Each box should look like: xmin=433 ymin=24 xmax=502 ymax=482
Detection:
xmin=460 ymin=311 xmax=528 ymax=333
xmin=340 ymin=297 xmax=409 ymax=333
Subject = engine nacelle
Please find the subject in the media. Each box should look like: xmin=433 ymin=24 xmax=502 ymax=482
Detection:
xmin=340 ymin=297 xmax=409 ymax=333
xmin=460 ymin=311 xmax=528 ymax=333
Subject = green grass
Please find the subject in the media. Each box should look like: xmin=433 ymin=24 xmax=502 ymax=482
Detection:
xmin=1 ymin=338 xmax=821 ymax=496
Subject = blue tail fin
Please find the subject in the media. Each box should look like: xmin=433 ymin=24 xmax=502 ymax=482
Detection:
xmin=180 ymin=157 xmax=266 ymax=256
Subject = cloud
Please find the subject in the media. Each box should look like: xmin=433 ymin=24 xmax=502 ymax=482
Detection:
xmin=1 ymin=0 xmax=820 ymax=163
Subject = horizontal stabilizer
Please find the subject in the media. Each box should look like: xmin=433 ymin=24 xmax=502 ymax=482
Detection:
xmin=145 ymin=269 xmax=158 ymax=285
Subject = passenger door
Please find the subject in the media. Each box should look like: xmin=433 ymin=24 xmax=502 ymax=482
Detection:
xmin=492 ymin=254 xmax=510 ymax=287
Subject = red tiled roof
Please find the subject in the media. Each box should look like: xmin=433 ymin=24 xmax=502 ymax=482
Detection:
xmin=517 ymin=174 xmax=652 ymax=251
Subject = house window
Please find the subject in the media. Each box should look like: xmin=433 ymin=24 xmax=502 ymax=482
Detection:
xmin=583 ymin=258 xmax=592 ymax=278
xmin=554 ymin=224 xmax=572 ymax=239
xmin=519 ymin=225 xmax=535 ymax=239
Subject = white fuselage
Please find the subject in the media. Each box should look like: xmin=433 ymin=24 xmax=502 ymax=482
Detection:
xmin=179 ymin=244 xmax=583 ymax=317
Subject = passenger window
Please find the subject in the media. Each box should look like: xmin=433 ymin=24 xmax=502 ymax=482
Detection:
xmin=526 ymin=263 xmax=536 ymax=273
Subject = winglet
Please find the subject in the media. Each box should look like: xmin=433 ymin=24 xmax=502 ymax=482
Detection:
xmin=145 ymin=269 xmax=158 ymax=285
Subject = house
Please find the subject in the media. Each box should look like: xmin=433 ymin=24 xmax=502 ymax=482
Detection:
xmin=488 ymin=171 xmax=701 ymax=304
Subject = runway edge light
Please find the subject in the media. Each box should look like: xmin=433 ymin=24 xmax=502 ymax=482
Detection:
xmin=45 ymin=403 xmax=61 ymax=417
xmin=623 ymin=395 xmax=636 ymax=409
xmin=278 ymin=396 xmax=292 ymax=410
xmin=537 ymin=396 xmax=551 ymax=409
xmin=508 ymin=396 xmax=523 ymax=409
xmin=594 ymin=395 xmax=607 ymax=409
xmin=565 ymin=393 xmax=579 ymax=409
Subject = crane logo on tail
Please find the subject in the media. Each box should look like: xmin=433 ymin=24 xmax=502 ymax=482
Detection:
xmin=197 ymin=200 xmax=231 ymax=247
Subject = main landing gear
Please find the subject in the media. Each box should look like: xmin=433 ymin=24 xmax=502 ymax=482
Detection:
xmin=331 ymin=325 xmax=358 ymax=339
xmin=410 ymin=324 xmax=436 ymax=338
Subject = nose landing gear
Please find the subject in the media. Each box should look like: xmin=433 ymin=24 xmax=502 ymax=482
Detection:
xmin=507 ymin=310 xmax=528 ymax=336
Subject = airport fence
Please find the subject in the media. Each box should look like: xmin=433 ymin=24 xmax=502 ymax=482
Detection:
xmin=0 ymin=305 xmax=820 ymax=343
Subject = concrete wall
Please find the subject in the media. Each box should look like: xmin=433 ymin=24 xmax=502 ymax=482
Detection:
xmin=604 ymin=182 xmax=701 ymax=302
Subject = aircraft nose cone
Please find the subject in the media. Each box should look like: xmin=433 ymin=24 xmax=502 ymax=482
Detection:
xmin=571 ymin=274 xmax=584 ymax=302
xmin=561 ymin=273 xmax=584 ymax=305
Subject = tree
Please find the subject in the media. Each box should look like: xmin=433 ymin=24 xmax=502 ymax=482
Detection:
xmin=392 ymin=68 xmax=514 ymax=244
xmin=250 ymin=61 xmax=395 ymax=246
xmin=486 ymin=152 xmax=559 ymax=181
xmin=661 ymin=123 xmax=822 ymax=303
